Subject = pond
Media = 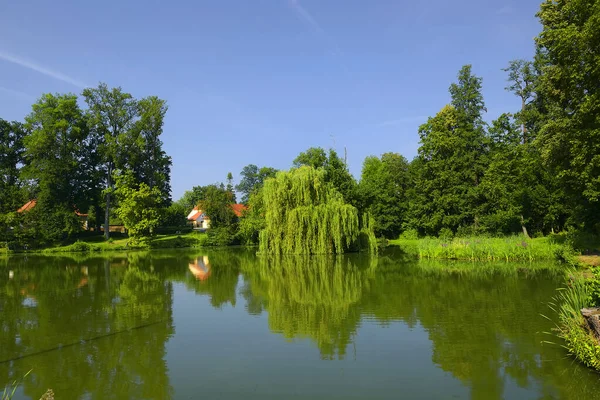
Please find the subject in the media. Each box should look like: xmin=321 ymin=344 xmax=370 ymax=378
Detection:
xmin=1 ymin=249 xmax=599 ymax=399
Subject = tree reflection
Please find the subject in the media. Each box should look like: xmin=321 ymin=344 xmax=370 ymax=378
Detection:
xmin=0 ymin=254 xmax=174 ymax=399
xmin=242 ymin=255 xmax=375 ymax=359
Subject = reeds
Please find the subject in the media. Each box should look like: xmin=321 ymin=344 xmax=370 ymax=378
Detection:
xmin=391 ymin=235 xmax=563 ymax=262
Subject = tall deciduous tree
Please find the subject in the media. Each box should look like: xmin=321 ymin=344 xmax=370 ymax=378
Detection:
xmin=132 ymin=96 xmax=172 ymax=205
xmin=294 ymin=147 xmax=357 ymax=205
xmin=535 ymin=0 xmax=600 ymax=232
xmin=83 ymin=83 xmax=139 ymax=239
xmin=411 ymin=65 xmax=489 ymax=235
xmin=0 ymin=119 xmax=26 ymax=214
xmin=22 ymin=93 xmax=92 ymax=242
xmin=236 ymin=164 xmax=277 ymax=204
xmin=358 ymin=153 xmax=410 ymax=238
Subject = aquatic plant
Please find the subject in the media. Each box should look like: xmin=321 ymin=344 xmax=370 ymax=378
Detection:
xmin=548 ymin=274 xmax=600 ymax=370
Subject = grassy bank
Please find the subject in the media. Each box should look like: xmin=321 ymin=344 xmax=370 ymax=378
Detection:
xmin=36 ymin=231 xmax=208 ymax=254
xmin=550 ymin=269 xmax=600 ymax=370
xmin=389 ymin=235 xmax=569 ymax=262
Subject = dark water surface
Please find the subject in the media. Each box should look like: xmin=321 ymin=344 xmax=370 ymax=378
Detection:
xmin=1 ymin=249 xmax=599 ymax=399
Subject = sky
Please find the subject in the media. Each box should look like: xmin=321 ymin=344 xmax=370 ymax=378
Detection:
xmin=0 ymin=0 xmax=542 ymax=201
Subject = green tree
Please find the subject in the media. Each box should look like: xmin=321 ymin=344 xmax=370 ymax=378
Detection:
xmin=113 ymin=171 xmax=162 ymax=242
xmin=131 ymin=96 xmax=172 ymax=205
xmin=294 ymin=147 xmax=357 ymax=204
xmin=259 ymin=166 xmax=376 ymax=255
xmin=410 ymin=66 xmax=489 ymax=235
xmin=503 ymin=60 xmax=537 ymax=142
xmin=176 ymin=186 xmax=207 ymax=211
xmin=22 ymin=93 xmax=92 ymax=242
xmin=535 ymin=0 xmax=600 ymax=232
xmin=226 ymin=172 xmax=236 ymax=203
xmin=83 ymin=83 xmax=139 ymax=239
xmin=0 ymin=119 xmax=26 ymax=215
xmin=357 ymin=153 xmax=410 ymax=238
xmin=198 ymin=184 xmax=236 ymax=229
xmin=158 ymin=202 xmax=187 ymax=228
xmin=236 ymin=164 xmax=277 ymax=204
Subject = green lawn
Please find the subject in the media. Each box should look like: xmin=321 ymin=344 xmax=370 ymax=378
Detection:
xmin=38 ymin=231 xmax=208 ymax=253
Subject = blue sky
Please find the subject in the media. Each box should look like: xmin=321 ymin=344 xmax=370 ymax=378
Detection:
xmin=0 ymin=0 xmax=542 ymax=200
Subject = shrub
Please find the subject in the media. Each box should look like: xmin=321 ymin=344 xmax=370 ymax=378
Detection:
xmin=438 ymin=227 xmax=454 ymax=241
xmin=399 ymin=229 xmax=419 ymax=240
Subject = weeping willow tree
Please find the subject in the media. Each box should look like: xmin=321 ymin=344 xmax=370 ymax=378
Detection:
xmin=258 ymin=166 xmax=376 ymax=255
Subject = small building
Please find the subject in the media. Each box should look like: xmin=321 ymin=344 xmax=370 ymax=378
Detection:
xmin=187 ymin=208 xmax=210 ymax=229
xmin=187 ymin=204 xmax=247 ymax=230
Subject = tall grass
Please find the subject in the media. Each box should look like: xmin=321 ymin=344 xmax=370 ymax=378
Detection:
xmin=547 ymin=273 xmax=600 ymax=370
xmin=390 ymin=235 xmax=564 ymax=262
xmin=2 ymin=370 xmax=31 ymax=400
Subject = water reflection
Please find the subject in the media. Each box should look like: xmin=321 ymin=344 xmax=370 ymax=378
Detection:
xmin=0 ymin=254 xmax=175 ymax=399
xmin=243 ymin=255 xmax=373 ymax=360
xmin=1 ymin=250 xmax=600 ymax=399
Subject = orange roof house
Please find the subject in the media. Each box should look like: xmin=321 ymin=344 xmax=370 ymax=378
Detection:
xmin=187 ymin=204 xmax=248 ymax=229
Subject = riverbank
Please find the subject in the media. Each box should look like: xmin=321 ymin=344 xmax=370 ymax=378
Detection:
xmin=552 ymin=268 xmax=600 ymax=371
xmin=389 ymin=235 xmax=569 ymax=262
xmin=4 ymin=231 xmax=208 ymax=254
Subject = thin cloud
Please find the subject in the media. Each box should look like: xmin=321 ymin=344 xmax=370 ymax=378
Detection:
xmin=0 ymin=50 xmax=87 ymax=88
xmin=289 ymin=0 xmax=325 ymax=35
xmin=288 ymin=0 xmax=345 ymax=60
xmin=0 ymin=85 xmax=35 ymax=101
xmin=376 ymin=116 xmax=428 ymax=127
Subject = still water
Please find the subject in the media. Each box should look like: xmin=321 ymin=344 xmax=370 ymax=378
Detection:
xmin=1 ymin=249 xmax=599 ymax=399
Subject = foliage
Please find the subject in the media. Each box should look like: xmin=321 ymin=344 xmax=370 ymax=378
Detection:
xmin=114 ymin=171 xmax=162 ymax=242
xmin=357 ymin=153 xmax=410 ymax=238
xmin=238 ymin=190 xmax=265 ymax=245
xmin=258 ymin=166 xmax=375 ymax=255
xmin=294 ymin=147 xmax=357 ymax=205
xmin=22 ymin=93 xmax=93 ymax=243
xmin=390 ymin=235 xmax=563 ymax=262
xmin=197 ymin=184 xmax=236 ymax=229
xmin=176 ymin=185 xmax=206 ymax=211
xmin=0 ymin=119 xmax=26 ymax=215
xmin=159 ymin=202 xmax=187 ymax=227
xmin=205 ymin=226 xmax=239 ymax=246
xmin=551 ymin=274 xmax=600 ymax=370
xmin=535 ymin=0 xmax=600 ymax=233
xmin=236 ymin=164 xmax=277 ymax=204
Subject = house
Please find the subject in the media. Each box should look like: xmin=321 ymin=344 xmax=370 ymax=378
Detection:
xmin=187 ymin=204 xmax=247 ymax=230
xmin=18 ymin=200 xmax=89 ymax=230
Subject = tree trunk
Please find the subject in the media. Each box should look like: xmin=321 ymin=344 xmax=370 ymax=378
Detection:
xmin=104 ymin=164 xmax=112 ymax=240
xmin=520 ymin=215 xmax=529 ymax=238
xmin=581 ymin=308 xmax=600 ymax=339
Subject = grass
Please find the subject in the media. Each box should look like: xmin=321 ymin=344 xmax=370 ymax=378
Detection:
xmin=389 ymin=235 xmax=567 ymax=262
xmin=2 ymin=370 xmax=31 ymax=400
xmin=37 ymin=231 xmax=208 ymax=254
xmin=547 ymin=273 xmax=600 ymax=371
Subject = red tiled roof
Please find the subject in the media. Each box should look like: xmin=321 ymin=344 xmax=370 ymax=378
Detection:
xmin=187 ymin=211 xmax=202 ymax=221
xmin=231 ymin=204 xmax=248 ymax=217
xmin=18 ymin=200 xmax=87 ymax=217
xmin=17 ymin=200 xmax=37 ymax=213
